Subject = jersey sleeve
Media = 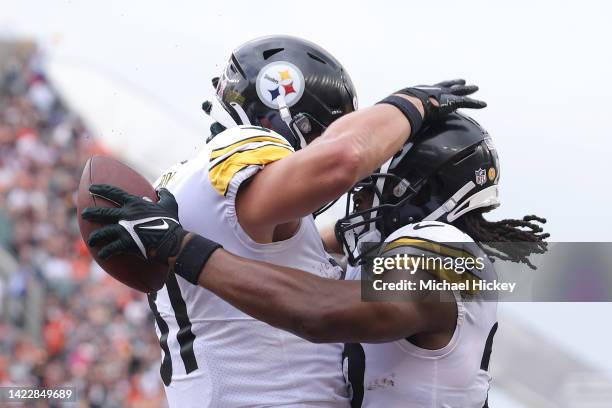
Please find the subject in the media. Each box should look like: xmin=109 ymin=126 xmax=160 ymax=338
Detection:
xmin=207 ymin=126 xmax=294 ymax=197
xmin=381 ymin=221 xmax=488 ymax=292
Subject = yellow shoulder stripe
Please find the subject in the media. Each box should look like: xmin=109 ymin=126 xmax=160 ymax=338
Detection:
xmin=209 ymin=144 xmax=292 ymax=196
xmin=382 ymin=237 xmax=477 ymax=260
xmin=210 ymin=135 xmax=291 ymax=160
xmin=382 ymin=237 xmax=481 ymax=294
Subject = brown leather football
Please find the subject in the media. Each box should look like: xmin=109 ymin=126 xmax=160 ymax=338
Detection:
xmin=77 ymin=155 xmax=168 ymax=292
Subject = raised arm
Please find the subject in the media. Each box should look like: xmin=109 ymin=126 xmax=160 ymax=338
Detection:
xmin=236 ymin=81 xmax=485 ymax=240
xmin=236 ymin=101 xmax=416 ymax=231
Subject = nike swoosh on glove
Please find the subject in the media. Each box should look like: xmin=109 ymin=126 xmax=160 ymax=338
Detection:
xmin=82 ymin=184 xmax=187 ymax=264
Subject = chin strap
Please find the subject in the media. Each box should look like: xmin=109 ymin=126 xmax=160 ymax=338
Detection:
xmin=277 ymin=93 xmax=307 ymax=149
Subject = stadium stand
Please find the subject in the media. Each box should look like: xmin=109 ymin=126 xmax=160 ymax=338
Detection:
xmin=0 ymin=40 xmax=167 ymax=407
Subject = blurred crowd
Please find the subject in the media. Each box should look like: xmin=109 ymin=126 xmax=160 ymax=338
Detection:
xmin=0 ymin=42 xmax=166 ymax=407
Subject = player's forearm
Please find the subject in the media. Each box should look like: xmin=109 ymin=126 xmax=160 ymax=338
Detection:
xmin=196 ymin=248 xmax=413 ymax=343
xmin=196 ymin=249 xmax=338 ymax=334
xmin=196 ymin=249 xmax=369 ymax=342
xmin=237 ymin=96 xmax=423 ymax=228
xmin=197 ymin=249 xmax=337 ymax=340
xmin=315 ymin=95 xmax=422 ymax=182
xmin=273 ymin=95 xmax=422 ymax=221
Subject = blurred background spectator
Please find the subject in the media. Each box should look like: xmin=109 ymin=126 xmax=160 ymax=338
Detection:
xmin=0 ymin=40 xmax=166 ymax=407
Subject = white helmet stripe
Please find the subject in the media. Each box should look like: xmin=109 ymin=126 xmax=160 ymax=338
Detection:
xmin=424 ymin=180 xmax=476 ymax=221
xmin=446 ymin=185 xmax=500 ymax=222
xmin=209 ymin=96 xmax=240 ymax=128
xmin=423 ymin=182 xmax=500 ymax=222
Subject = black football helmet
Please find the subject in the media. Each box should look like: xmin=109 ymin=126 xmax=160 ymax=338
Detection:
xmin=336 ymin=112 xmax=501 ymax=265
xmin=204 ymin=35 xmax=357 ymax=150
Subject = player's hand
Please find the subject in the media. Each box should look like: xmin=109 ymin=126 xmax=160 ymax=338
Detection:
xmin=81 ymin=184 xmax=187 ymax=264
xmin=398 ymin=79 xmax=486 ymax=122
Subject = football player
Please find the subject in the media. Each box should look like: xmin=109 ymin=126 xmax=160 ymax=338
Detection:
xmin=83 ymin=35 xmax=486 ymax=407
xmin=84 ymin=113 xmax=548 ymax=407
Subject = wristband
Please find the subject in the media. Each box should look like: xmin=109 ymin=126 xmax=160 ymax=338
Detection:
xmin=173 ymin=234 xmax=222 ymax=284
xmin=377 ymin=95 xmax=423 ymax=136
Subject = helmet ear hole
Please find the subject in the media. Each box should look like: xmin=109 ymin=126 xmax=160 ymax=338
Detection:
xmin=263 ymin=48 xmax=284 ymax=60
xmin=307 ymin=52 xmax=327 ymax=64
xmin=452 ymin=146 xmax=477 ymax=165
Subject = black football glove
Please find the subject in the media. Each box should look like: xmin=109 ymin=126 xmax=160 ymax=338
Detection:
xmin=82 ymin=184 xmax=188 ymax=264
xmin=399 ymin=79 xmax=486 ymax=122
xmin=83 ymin=184 xmax=222 ymax=284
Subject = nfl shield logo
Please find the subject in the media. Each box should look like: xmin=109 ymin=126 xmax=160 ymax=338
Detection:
xmin=475 ymin=168 xmax=487 ymax=186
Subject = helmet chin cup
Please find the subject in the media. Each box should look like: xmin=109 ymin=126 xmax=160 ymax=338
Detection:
xmin=336 ymin=213 xmax=383 ymax=266
xmin=335 ymin=172 xmax=419 ymax=266
xmin=340 ymin=215 xmax=366 ymax=256
xmin=347 ymin=231 xmax=385 ymax=267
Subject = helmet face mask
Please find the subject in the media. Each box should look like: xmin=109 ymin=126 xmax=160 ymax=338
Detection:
xmin=335 ymin=173 xmax=422 ymax=266
xmin=206 ymin=35 xmax=357 ymax=150
xmin=335 ymin=113 xmax=502 ymax=266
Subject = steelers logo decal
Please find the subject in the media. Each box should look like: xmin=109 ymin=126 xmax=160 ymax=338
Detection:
xmin=256 ymin=61 xmax=305 ymax=109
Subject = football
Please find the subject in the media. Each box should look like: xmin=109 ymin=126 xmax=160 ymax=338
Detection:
xmin=77 ymin=155 xmax=169 ymax=293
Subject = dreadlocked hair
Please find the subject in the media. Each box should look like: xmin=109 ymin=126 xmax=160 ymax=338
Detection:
xmin=452 ymin=207 xmax=550 ymax=269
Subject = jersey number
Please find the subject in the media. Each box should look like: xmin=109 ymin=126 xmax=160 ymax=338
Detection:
xmin=342 ymin=343 xmax=365 ymax=408
xmin=157 ymin=171 xmax=176 ymax=189
xmin=147 ymin=273 xmax=198 ymax=386
xmin=481 ymin=322 xmax=498 ymax=408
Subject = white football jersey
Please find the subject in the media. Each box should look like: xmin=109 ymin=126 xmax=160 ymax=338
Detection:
xmin=150 ymin=126 xmax=349 ymax=407
xmin=343 ymin=221 xmax=498 ymax=408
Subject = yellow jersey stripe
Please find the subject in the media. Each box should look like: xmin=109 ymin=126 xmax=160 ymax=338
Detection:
xmin=382 ymin=237 xmax=477 ymax=260
xmin=209 ymin=144 xmax=292 ymax=196
xmin=382 ymin=237 xmax=481 ymax=294
xmin=210 ymin=135 xmax=291 ymax=160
